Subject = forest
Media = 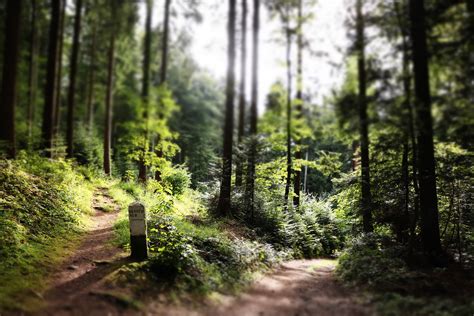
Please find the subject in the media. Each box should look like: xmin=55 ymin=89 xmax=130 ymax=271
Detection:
xmin=0 ymin=0 xmax=473 ymax=315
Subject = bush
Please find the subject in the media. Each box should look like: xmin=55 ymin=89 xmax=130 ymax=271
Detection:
xmin=163 ymin=166 xmax=191 ymax=196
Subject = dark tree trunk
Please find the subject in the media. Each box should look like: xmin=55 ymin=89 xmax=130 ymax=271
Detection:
xmin=217 ymin=0 xmax=237 ymax=216
xmin=27 ymin=0 xmax=38 ymax=144
xmin=283 ymin=19 xmax=293 ymax=207
xmin=245 ymin=0 xmax=260 ymax=217
xmin=293 ymin=0 xmax=303 ymax=208
xmin=86 ymin=22 xmax=96 ymax=133
xmin=395 ymin=0 xmax=419 ymax=245
xmin=138 ymin=0 xmax=153 ymax=183
xmin=42 ymin=0 xmax=62 ymax=157
xmin=154 ymin=0 xmax=171 ymax=181
xmin=53 ymin=0 xmax=66 ymax=140
xmin=236 ymin=0 xmax=248 ymax=187
xmin=409 ymin=0 xmax=442 ymax=255
xmin=103 ymin=32 xmax=116 ymax=175
xmin=356 ymin=0 xmax=373 ymax=233
xmin=66 ymin=0 xmax=83 ymax=158
xmin=0 ymin=0 xmax=22 ymax=158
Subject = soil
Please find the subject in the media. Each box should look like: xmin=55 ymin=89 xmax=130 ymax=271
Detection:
xmin=32 ymin=190 xmax=372 ymax=316
xmin=34 ymin=188 xmax=131 ymax=316
xmin=147 ymin=259 xmax=373 ymax=316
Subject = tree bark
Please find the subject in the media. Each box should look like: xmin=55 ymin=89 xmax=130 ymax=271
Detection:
xmin=283 ymin=17 xmax=293 ymax=207
xmin=86 ymin=20 xmax=96 ymax=133
xmin=42 ymin=0 xmax=62 ymax=157
xmin=356 ymin=0 xmax=373 ymax=232
xmin=66 ymin=0 xmax=83 ymax=158
xmin=217 ymin=0 xmax=237 ymax=216
xmin=245 ymin=0 xmax=260 ymax=218
xmin=0 ymin=0 xmax=22 ymax=158
xmin=293 ymin=0 xmax=303 ymax=208
xmin=154 ymin=0 xmax=171 ymax=181
xmin=236 ymin=0 xmax=248 ymax=187
xmin=409 ymin=0 xmax=442 ymax=255
xmin=138 ymin=0 xmax=153 ymax=183
xmin=53 ymin=0 xmax=66 ymax=140
xmin=103 ymin=31 xmax=116 ymax=175
xmin=27 ymin=0 xmax=38 ymax=145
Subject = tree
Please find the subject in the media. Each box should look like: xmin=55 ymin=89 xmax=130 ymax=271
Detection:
xmin=409 ymin=0 xmax=442 ymax=255
xmin=104 ymin=6 xmax=116 ymax=176
xmin=356 ymin=0 xmax=373 ymax=233
xmin=42 ymin=0 xmax=63 ymax=157
xmin=86 ymin=3 xmax=97 ymax=133
xmin=217 ymin=0 xmax=237 ymax=216
xmin=54 ymin=0 xmax=66 ymax=140
xmin=236 ymin=0 xmax=248 ymax=187
xmin=245 ymin=0 xmax=260 ymax=216
xmin=283 ymin=4 xmax=293 ymax=206
xmin=292 ymin=0 xmax=303 ymax=208
xmin=66 ymin=0 xmax=84 ymax=157
xmin=0 ymin=0 xmax=22 ymax=158
xmin=27 ymin=0 xmax=38 ymax=144
xmin=138 ymin=0 xmax=153 ymax=183
xmin=154 ymin=0 xmax=172 ymax=181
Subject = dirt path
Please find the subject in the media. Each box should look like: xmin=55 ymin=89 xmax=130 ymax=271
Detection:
xmin=148 ymin=259 xmax=373 ymax=316
xmin=36 ymin=188 xmax=130 ymax=316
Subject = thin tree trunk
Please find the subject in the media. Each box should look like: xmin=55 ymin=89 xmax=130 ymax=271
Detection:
xmin=138 ymin=0 xmax=153 ymax=183
xmin=0 ymin=0 xmax=22 ymax=158
xmin=283 ymin=18 xmax=293 ymax=207
xmin=245 ymin=0 xmax=260 ymax=218
xmin=217 ymin=0 xmax=237 ymax=216
xmin=66 ymin=0 xmax=83 ymax=158
xmin=103 ymin=31 xmax=115 ymax=176
xmin=395 ymin=0 xmax=418 ymax=244
xmin=356 ymin=0 xmax=373 ymax=233
xmin=293 ymin=0 xmax=303 ymax=208
xmin=154 ymin=0 xmax=171 ymax=181
xmin=236 ymin=0 xmax=248 ymax=187
xmin=409 ymin=0 xmax=442 ymax=255
xmin=86 ymin=22 xmax=96 ymax=133
xmin=53 ymin=0 xmax=66 ymax=141
xmin=42 ymin=0 xmax=62 ymax=157
xmin=27 ymin=0 xmax=38 ymax=145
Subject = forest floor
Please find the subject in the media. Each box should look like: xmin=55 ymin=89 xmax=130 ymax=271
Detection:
xmin=31 ymin=189 xmax=372 ymax=316
xmin=33 ymin=188 xmax=133 ymax=316
xmin=150 ymin=259 xmax=373 ymax=316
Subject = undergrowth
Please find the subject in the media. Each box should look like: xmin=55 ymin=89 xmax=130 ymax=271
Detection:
xmin=336 ymin=234 xmax=474 ymax=316
xmin=0 ymin=152 xmax=99 ymax=311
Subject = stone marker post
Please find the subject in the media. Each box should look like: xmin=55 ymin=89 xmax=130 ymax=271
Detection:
xmin=128 ymin=202 xmax=148 ymax=260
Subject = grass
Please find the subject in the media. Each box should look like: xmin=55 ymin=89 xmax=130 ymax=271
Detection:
xmin=0 ymin=153 xmax=107 ymax=312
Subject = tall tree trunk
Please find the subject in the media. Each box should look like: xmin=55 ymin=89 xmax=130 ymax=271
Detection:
xmin=86 ymin=22 xmax=96 ymax=133
xmin=217 ymin=0 xmax=237 ymax=216
xmin=293 ymin=0 xmax=303 ymax=208
xmin=42 ymin=0 xmax=62 ymax=157
xmin=53 ymin=0 xmax=66 ymax=141
xmin=409 ymin=0 xmax=442 ymax=255
xmin=103 ymin=31 xmax=115 ymax=176
xmin=236 ymin=0 xmax=248 ymax=187
xmin=138 ymin=0 xmax=153 ymax=183
xmin=0 ymin=0 xmax=22 ymax=158
xmin=395 ymin=0 xmax=421 ymax=246
xmin=283 ymin=17 xmax=293 ymax=207
xmin=154 ymin=0 xmax=171 ymax=181
xmin=245 ymin=0 xmax=260 ymax=218
xmin=27 ymin=0 xmax=38 ymax=145
xmin=66 ymin=0 xmax=83 ymax=158
xmin=356 ymin=0 xmax=373 ymax=232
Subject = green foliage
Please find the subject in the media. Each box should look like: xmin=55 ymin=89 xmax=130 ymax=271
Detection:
xmin=162 ymin=166 xmax=191 ymax=196
xmin=0 ymin=153 xmax=96 ymax=309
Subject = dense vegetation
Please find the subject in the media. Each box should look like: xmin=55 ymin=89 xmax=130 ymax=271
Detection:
xmin=0 ymin=0 xmax=472 ymax=314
